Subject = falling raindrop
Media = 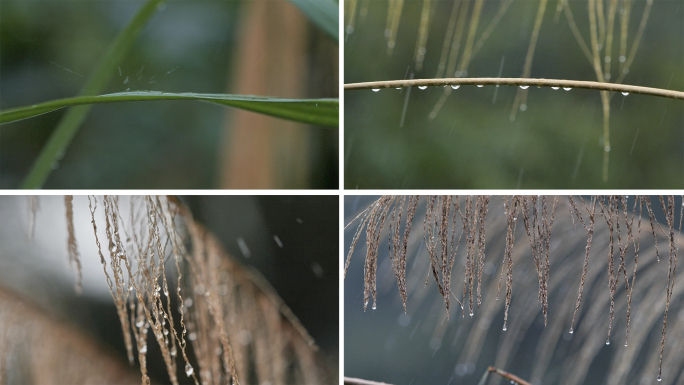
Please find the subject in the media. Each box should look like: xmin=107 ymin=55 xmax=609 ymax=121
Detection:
xmin=418 ymin=86 xmax=428 ymax=90
xmin=451 ymin=85 xmax=460 ymax=90
xmin=519 ymin=85 xmax=529 ymax=89
xmin=563 ymin=87 xmax=572 ymax=91
xmin=273 ymin=235 xmax=283 ymax=248
xmin=372 ymin=88 xmax=380 ymax=92
xmin=185 ymin=364 xmax=194 ymax=377
xmin=622 ymin=92 xmax=629 ymax=96
xmin=552 ymin=87 xmax=560 ymax=90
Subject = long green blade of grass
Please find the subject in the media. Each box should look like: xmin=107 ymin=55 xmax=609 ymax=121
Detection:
xmin=286 ymin=0 xmax=339 ymax=40
xmin=21 ymin=0 xmax=165 ymax=189
xmin=0 ymin=92 xmax=339 ymax=127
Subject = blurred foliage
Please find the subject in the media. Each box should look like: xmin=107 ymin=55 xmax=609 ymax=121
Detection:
xmin=344 ymin=0 xmax=684 ymax=189
xmin=0 ymin=0 xmax=338 ymax=188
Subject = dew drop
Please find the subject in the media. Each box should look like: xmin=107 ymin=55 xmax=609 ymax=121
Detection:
xmin=624 ymin=343 xmax=628 ymax=347
xmin=477 ymin=85 xmax=484 ymax=88
xmin=503 ymin=326 xmax=507 ymax=331
xmin=371 ymin=88 xmax=380 ymax=92
xmin=418 ymin=86 xmax=428 ymax=90
xmin=552 ymin=87 xmax=560 ymax=90
xmin=569 ymin=328 xmax=574 ymax=334
xmin=170 ymin=347 xmax=177 ymax=357
xmin=372 ymin=303 xmax=377 ymax=310
xmin=519 ymin=85 xmax=529 ymax=89
xmin=622 ymin=92 xmax=629 ymax=96
xmin=140 ymin=344 xmax=147 ymax=353
xmin=605 ymin=339 xmax=610 ymax=345
xmin=657 ymin=375 xmax=662 ymax=382
xmin=469 ymin=312 xmax=474 ymax=317
xmin=563 ymin=87 xmax=572 ymax=91
xmin=136 ymin=319 xmax=144 ymax=328
xmin=451 ymin=85 xmax=460 ymax=90
xmin=185 ymin=364 xmax=194 ymax=376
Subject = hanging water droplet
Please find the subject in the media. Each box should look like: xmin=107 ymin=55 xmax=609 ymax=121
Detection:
xmin=185 ymin=363 xmax=194 ymax=376
xmin=418 ymin=86 xmax=428 ymax=90
xmin=563 ymin=87 xmax=572 ymax=91
xmin=140 ymin=344 xmax=147 ymax=353
xmin=170 ymin=347 xmax=177 ymax=356
xmin=519 ymin=85 xmax=529 ymax=89
xmin=451 ymin=85 xmax=460 ymax=90
xmin=657 ymin=375 xmax=662 ymax=382
xmin=552 ymin=87 xmax=560 ymax=90
xmin=477 ymin=85 xmax=484 ymax=88
xmin=605 ymin=339 xmax=610 ymax=345
xmin=469 ymin=312 xmax=474 ymax=317
xmin=372 ymin=303 xmax=377 ymax=310
xmin=622 ymin=92 xmax=629 ymax=96
xmin=136 ymin=318 xmax=144 ymax=328
xmin=503 ymin=326 xmax=507 ymax=331
xmin=396 ymin=87 xmax=401 ymax=90
xmin=164 ymin=329 xmax=169 ymax=335
xmin=371 ymin=88 xmax=380 ymax=92
xmin=624 ymin=342 xmax=628 ymax=347
xmin=569 ymin=328 xmax=574 ymax=334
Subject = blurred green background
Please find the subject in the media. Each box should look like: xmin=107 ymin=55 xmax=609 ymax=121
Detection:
xmin=344 ymin=0 xmax=684 ymax=189
xmin=1 ymin=0 xmax=338 ymax=189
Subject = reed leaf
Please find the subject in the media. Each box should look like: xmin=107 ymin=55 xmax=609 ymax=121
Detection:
xmin=287 ymin=0 xmax=339 ymax=40
xmin=0 ymin=92 xmax=339 ymax=127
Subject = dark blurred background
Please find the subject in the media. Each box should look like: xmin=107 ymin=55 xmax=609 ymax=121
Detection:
xmin=344 ymin=0 xmax=684 ymax=188
xmin=0 ymin=0 xmax=338 ymax=189
xmin=0 ymin=195 xmax=338 ymax=384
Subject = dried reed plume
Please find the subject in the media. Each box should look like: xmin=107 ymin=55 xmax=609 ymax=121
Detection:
xmin=346 ymin=195 xmax=682 ymax=383
xmin=5 ymin=196 xmax=332 ymax=385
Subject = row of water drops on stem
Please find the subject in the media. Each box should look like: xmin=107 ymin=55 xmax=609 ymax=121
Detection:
xmin=370 ymin=84 xmax=631 ymax=96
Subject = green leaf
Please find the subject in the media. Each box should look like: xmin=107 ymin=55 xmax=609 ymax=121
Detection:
xmin=287 ymin=0 xmax=338 ymax=41
xmin=0 ymin=91 xmax=339 ymax=127
xmin=21 ymin=0 xmax=165 ymax=189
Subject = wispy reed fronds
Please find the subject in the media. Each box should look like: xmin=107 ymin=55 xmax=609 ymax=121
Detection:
xmin=346 ymin=195 xmax=682 ymax=383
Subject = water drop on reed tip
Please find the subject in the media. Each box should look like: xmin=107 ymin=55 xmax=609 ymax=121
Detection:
xmin=569 ymin=328 xmax=573 ymax=334
xmin=503 ymin=326 xmax=507 ymax=331
xmin=419 ymin=86 xmax=428 ymax=90
xmin=657 ymin=376 xmax=662 ymax=382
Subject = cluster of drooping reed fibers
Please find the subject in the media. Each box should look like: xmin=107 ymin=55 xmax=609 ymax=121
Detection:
xmin=345 ymin=195 xmax=681 ymax=382
xmin=19 ymin=195 xmax=331 ymax=385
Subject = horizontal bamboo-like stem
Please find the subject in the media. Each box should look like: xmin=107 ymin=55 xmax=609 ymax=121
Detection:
xmin=344 ymin=77 xmax=684 ymax=100
xmin=344 ymin=377 xmax=395 ymax=385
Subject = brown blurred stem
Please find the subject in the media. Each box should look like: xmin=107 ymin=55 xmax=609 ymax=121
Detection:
xmin=488 ymin=366 xmax=532 ymax=385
